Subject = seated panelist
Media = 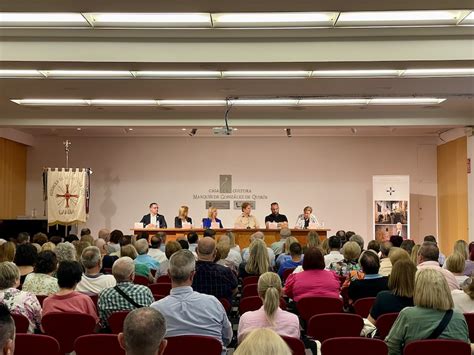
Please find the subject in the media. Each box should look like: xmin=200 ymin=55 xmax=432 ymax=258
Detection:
xmin=140 ymin=202 xmax=167 ymax=228
xmin=174 ymin=205 xmax=193 ymax=228
xmin=202 ymin=207 xmax=223 ymax=229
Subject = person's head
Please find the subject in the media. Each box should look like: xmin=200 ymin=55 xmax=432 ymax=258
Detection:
xmin=0 ymin=303 xmax=15 ymax=355
xmin=453 ymin=240 xmax=468 ymax=260
xmin=389 ymin=259 xmax=416 ymax=298
xmin=118 ymin=307 xmax=167 ymax=355
xmin=94 ymin=238 xmax=107 ymax=256
xmin=75 ymin=241 xmax=91 ymax=261
xmin=110 ymin=230 xmax=124 ymax=244
xmin=187 ymin=232 xmax=198 ymax=244
xmin=197 ymin=237 xmax=216 ymax=261
xmin=241 ymin=202 xmax=252 ymax=215
xmin=57 ymin=260 xmax=83 ymax=290
xmin=463 ymin=277 xmax=474 ymax=300
xmin=400 ymin=239 xmax=415 ymax=255
xmin=0 ymin=262 xmax=20 ymax=290
xmin=80 ymin=234 xmax=94 ymax=245
xmin=389 ymin=247 xmax=411 ymax=265
xmin=279 ymin=228 xmax=291 ymax=240
xmin=445 ymin=252 xmax=465 ymax=274
xmin=336 ymin=230 xmax=346 ymax=239
xmin=367 ymin=240 xmax=380 ymax=254
xmin=226 ymin=231 xmax=237 ymax=248
xmin=417 ymin=241 xmax=439 ymax=264
xmin=80 ymin=228 xmax=91 ymax=237
xmin=113 ymin=257 xmax=135 ymax=282
xmin=306 ymin=231 xmax=321 ymax=248
xmin=121 ymin=245 xmax=138 ymax=260
xmin=150 ymin=236 xmax=162 ymax=249
xmin=168 ymin=249 xmax=195 ymax=286
xmin=134 ymin=239 xmax=149 ymax=255
xmin=49 ymin=235 xmax=62 ymax=245
xmin=342 ymin=241 xmax=361 ymax=261
xmin=34 ymin=251 xmax=58 ymax=274
xmin=389 ymin=235 xmax=403 ymax=248
xmin=119 ymin=235 xmax=133 ymax=247
xmin=359 ymin=250 xmax=380 ymax=275
xmin=32 ymin=233 xmax=48 ymax=246
xmin=245 ymin=239 xmax=270 ymax=275
xmin=178 ymin=206 xmax=189 ymax=219
xmin=328 ymin=236 xmax=341 ymax=251
xmin=64 ymin=234 xmax=79 ymax=243
xmin=157 ymin=232 xmax=167 ymax=245
xmin=55 ymin=242 xmax=77 ymax=263
xmin=235 ymin=328 xmax=291 ymax=355
xmin=203 ymin=229 xmax=216 ymax=239
xmin=16 ymin=232 xmax=30 ymax=245
xmin=320 ymin=239 xmax=329 ymax=255
xmin=41 ymin=242 xmax=56 ymax=252
xmin=257 ymin=272 xmax=282 ymax=323
xmin=250 ymin=231 xmax=265 ymax=242
xmin=282 ymin=237 xmax=298 ymax=254
xmin=15 ymin=244 xmax=38 ymax=267
xmin=177 ymin=239 xmax=189 ymax=250
xmin=414 ymin=268 xmax=453 ymax=311
xmin=380 ymin=242 xmax=393 ymax=258
xmin=345 ymin=231 xmax=356 ymax=239
xmin=0 ymin=242 xmax=15 ymax=263
xmin=270 ymin=202 xmax=279 ymax=215
xmin=98 ymin=229 xmax=110 ymax=242
xmin=165 ymin=241 xmax=182 ymax=260
xmin=303 ymin=206 xmax=312 ymax=219
xmin=349 ymin=235 xmax=364 ymax=250
xmin=410 ymin=244 xmax=421 ymax=265
xmin=302 ymin=247 xmax=325 ymax=270
xmin=289 ymin=242 xmax=302 ymax=259
xmin=149 ymin=202 xmax=159 ymax=216
xmin=216 ymin=242 xmax=230 ymax=261
xmin=424 ymin=235 xmax=437 ymax=244
xmin=81 ymin=246 xmax=101 ymax=271
xmin=208 ymin=207 xmax=218 ymax=219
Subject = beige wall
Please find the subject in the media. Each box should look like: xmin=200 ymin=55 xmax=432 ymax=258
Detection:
xmin=437 ymin=136 xmax=468 ymax=254
xmin=0 ymin=138 xmax=26 ymax=218
xmin=25 ymin=136 xmax=438 ymax=245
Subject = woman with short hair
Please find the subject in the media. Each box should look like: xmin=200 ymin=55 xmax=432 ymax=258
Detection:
xmin=238 ymin=272 xmax=299 ymax=343
xmin=385 ymin=268 xmax=469 ymax=355
xmin=202 ymin=207 xmax=224 ymax=229
xmin=14 ymin=244 xmax=38 ymax=284
xmin=294 ymin=206 xmax=319 ymax=229
xmin=328 ymin=241 xmax=361 ymax=277
xmin=445 ymin=252 xmax=469 ymax=287
xmin=22 ymin=251 xmax=59 ymax=296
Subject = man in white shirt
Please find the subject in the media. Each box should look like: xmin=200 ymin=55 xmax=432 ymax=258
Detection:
xmin=417 ymin=242 xmax=459 ymax=291
xmin=241 ymin=232 xmax=275 ymax=267
xmin=148 ymin=235 xmax=167 ymax=264
xmin=324 ymin=236 xmax=344 ymax=268
xmin=76 ymin=246 xmax=116 ymax=295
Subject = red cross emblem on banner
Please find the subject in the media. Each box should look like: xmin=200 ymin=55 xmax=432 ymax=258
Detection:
xmin=56 ymin=184 xmax=79 ymax=208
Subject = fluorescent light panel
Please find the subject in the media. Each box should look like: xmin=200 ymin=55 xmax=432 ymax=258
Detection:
xmin=369 ymin=97 xmax=446 ymax=105
xmin=92 ymin=99 xmax=156 ymax=106
xmin=212 ymin=12 xmax=336 ymax=27
xmin=0 ymin=12 xmax=89 ymax=27
xmin=159 ymin=100 xmax=226 ymax=106
xmin=312 ymin=70 xmax=400 ymax=77
xmin=0 ymin=70 xmax=44 ymax=78
xmin=11 ymin=99 xmax=89 ymax=106
xmin=299 ymin=98 xmax=369 ymax=105
xmin=459 ymin=11 xmax=474 ymax=25
xmin=84 ymin=13 xmax=211 ymax=27
xmin=133 ymin=71 xmax=221 ymax=78
xmin=41 ymin=70 xmax=133 ymax=78
xmin=402 ymin=68 xmax=474 ymax=77
xmin=223 ymin=71 xmax=311 ymax=78
xmin=229 ymin=99 xmax=299 ymax=106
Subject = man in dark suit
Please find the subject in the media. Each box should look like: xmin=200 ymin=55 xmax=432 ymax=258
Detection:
xmin=140 ymin=202 xmax=167 ymax=228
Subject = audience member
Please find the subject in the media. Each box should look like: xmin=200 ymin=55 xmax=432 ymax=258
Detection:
xmin=81 ymin=234 xmax=94 ymax=245
xmin=389 ymin=235 xmax=403 ymax=248
xmin=367 ymin=240 xmax=380 ymax=254
xmin=238 ymin=272 xmax=299 ymax=342
xmin=234 ymin=328 xmax=291 ymax=355
xmin=242 ymin=232 xmax=276 ymax=267
xmin=328 ymin=241 xmax=361 ymax=277
xmin=227 ymin=231 xmax=241 ymax=253
xmin=14 ymin=244 xmax=38 ymax=284
xmin=240 ymin=239 xmax=271 ymax=279
xmin=134 ymin=239 xmax=159 ymax=270
xmin=64 ymin=234 xmax=79 ymax=243
xmin=410 ymin=244 xmax=421 ymax=265
xmin=219 ymin=234 xmax=242 ymax=268
xmin=121 ymin=244 xmax=153 ymax=281
xmin=0 ymin=303 xmax=15 ymax=355
xmin=275 ymin=237 xmax=298 ymax=267
xmin=16 ymin=232 xmax=30 ymax=245
xmin=98 ymin=257 xmax=154 ymax=329
xmin=400 ymin=239 xmax=415 ymax=255
xmin=187 ymin=232 xmax=199 ymax=253
xmin=389 ymin=247 xmax=411 ymax=266
xmin=445 ymin=253 xmax=469 ymax=287
xmin=148 ymin=235 xmax=167 ymax=264
xmin=55 ymin=242 xmax=77 ymax=263
xmin=203 ymin=228 xmax=217 ymax=239
xmin=80 ymin=228 xmax=92 ymax=237
xmin=32 ymin=233 xmax=48 ymax=246
xmin=278 ymin=242 xmax=303 ymax=278
xmin=42 ymin=261 xmax=99 ymax=324
xmin=118 ymin=307 xmax=167 ymax=355
xmin=284 ymin=247 xmax=340 ymax=302
xmin=49 ymin=235 xmax=62 ymax=245
xmin=193 ymin=237 xmax=238 ymax=302
xmin=465 ymin=242 xmax=474 ymax=277
xmin=424 ymin=235 xmax=446 ymax=265
xmin=216 ymin=241 xmax=237 ymax=275
xmin=98 ymin=229 xmax=111 ymax=243
xmin=304 ymin=230 xmax=321 ymax=252
xmin=0 ymin=261 xmax=41 ymax=333
xmin=324 ymin=236 xmax=343 ymax=267
xmin=379 ymin=242 xmax=393 ymax=276
xmin=41 ymin=242 xmax=56 ymax=252
xmin=107 ymin=229 xmax=124 ymax=254
xmin=271 ymin=228 xmax=291 ymax=256
xmin=368 ymin=259 xmax=416 ymax=325
xmin=349 ymin=234 xmax=365 ymax=251
xmin=0 ymin=242 xmax=15 ymax=262
xmin=385 ymin=268 xmax=469 ymax=355
xmin=94 ymin=238 xmax=108 ymax=256
xmin=152 ymin=250 xmax=232 ymax=349
xmin=177 ymin=239 xmax=189 ymax=250
xmin=154 ymin=241 xmax=182 ymax=280
xmin=417 ymin=242 xmax=459 ymax=290
xmin=76 ymin=246 xmax=116 ymax=295
xmin=75 ymin=240 xmax=92 ymax=261
xmin=452 ymin=276 xmax=474 ymax=313
xmin=22 ymin=251 xmax=59 ymax=296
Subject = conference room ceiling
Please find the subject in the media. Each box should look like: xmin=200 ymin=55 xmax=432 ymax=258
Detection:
xmin=0 ymin=0 xmax=473 ymax=137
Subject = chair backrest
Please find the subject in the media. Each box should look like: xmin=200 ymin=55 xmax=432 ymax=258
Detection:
xmin=134 ymin=275 xmax=150 ymax=286
xmin=464 ymin=313 xmax=474 ymax=342
xmin=36 ymin=295 xmax=47 ymax=307
xmin=164 ymin=335 xmax=222 ymax=355
xmin=108 ymin=311 xmax=130 ymax=334
xmin=242 ymin=283 xmax=258 ymax=298
xmin=321 ymin=337 xmax=388 ymax=355
xmin=157 ymin=274 xmax=171 ymax=283
xmin=307 ymin=313 xmax=364 ymax=342
xmin=42 ymin=312 xmax=97 ymax=354
xmin=14 ymin=334 xmax=61 ymax=355
xmin=404 ymin=340 xmax=471 ymax=355
xmin=219 ymin=298 xmax=232 ymax=314
xmin=242 ymin=276 xmax=259 ymax=287
xmin=103 ymin=268 xmax=112 ymax=274
xmin=239 ymin=296 xmax=262 ymax=315
xmin=281 ymin=335 xmax=305 ymax=355
xmin=89 ymin=294 xmax=99 ymax=309
xmin=282 ymin=268 xmax=296 ymax=282
xmin=75 ymin=334 xmax=125 ymax=355
xmin=11 ymin=313 xmax=29 ymax=333
xmin=154 ymin=294 xmax=165 ymax=301
xmin=375 ymin=312 xmax=399 ymax=339
xmin=353 ymin=297 xmax=376 ymax=318
xmin=149 ymin=283 xmax=172 ymax=296
xmin=296 ymin=296 xmax=343 ymax=322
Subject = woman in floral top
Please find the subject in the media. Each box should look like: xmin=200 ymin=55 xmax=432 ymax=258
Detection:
xmin=22 ymin=251 xmax=59 ymax=296
xmin=0 ymin=261 xmax=41 ymax=333
xmin=329 ymin=241 xmax=362 ymax=277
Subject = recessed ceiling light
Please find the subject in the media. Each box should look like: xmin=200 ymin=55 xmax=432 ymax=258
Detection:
xmin=181 ymin=128 xmax=187 ymax=131
xmin=84 ymin=13 xmax=212 ymax=28
xmin=0 ymin=12 xmax=89 ymax=27
xmin=128 ymin=128 xmax=133 ymax=131
xmin=212 ymin=12 xmax=336 ymax=27
xmin=76 ymin=127 xmax=82 ymax=131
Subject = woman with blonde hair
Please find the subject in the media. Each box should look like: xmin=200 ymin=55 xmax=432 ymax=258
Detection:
xmin=386 ymin=268 xmax=469 ymax=354
xmin=240 ymin=239 xmax=270 ymax=278
xmin=202 ymin=207 xmax=224 ymax=229
xmin=235 ymin=328 xmax=291 ymax=355
xmin=41 ymin=242 xmax=56 ymax=252
xmin=453 ymin=240 xmax=468 ymax=260
xmin=174 ymin=205 xmax=193 ymax=228
xmin=0 ymin=242 xmax=16 ymax=262
xmin=389 ymin=247 xmax=411 ymax=265
xmin=410 ymin=244 xmax=421 ymax=265
xmin=445 ymin=252 xmax=469 ymax=287
xmin=238 ymin=273 xmax=299 ymax=342
xmin=304 ymin=231 xmax=321 ymax=252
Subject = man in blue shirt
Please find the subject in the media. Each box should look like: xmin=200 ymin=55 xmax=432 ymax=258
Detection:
xmin=278 ymin=242 xmax=303 ymax=277
xmin=134 ymin=238 xmax=159 ymax=270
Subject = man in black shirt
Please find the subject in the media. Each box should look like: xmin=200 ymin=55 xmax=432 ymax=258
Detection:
xmin=264 ymin=202 xmax=288 ymax=228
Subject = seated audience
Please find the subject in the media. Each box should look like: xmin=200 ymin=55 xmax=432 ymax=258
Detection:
xmin=0 ymin=261 xmax=41 ymax=333
xmin=177 ymin=239 xmax=189 ymax=250
xmin=271 ymin=228 xmax=291 ymax=256
xmin=118 ymin=307 xmax=167 ymax=355
xmin=303 ymin=230 xmax=321 ymax=253
xmin=275 ymin=237 xmax=298 ymax=268
xmin=0 ymin=304 xmax=15 ymax=355
xmin=348 ymin=250 xmax=389 ymax=303
xmin=227 ymin=231 xmax=241 ymax=253
xmin=76 ymin=246 xmax=116 ymax=295
xmin=452 ymin=276 xmax=474 ymax=313
xmin=445 ymin=252 xmax=469 ymax=287
xmin=121 ymin=244 xmax=153 ymax=282
xmin=14 ymin=244 xmax=38 ymax=284
xmin=410 ymin=244 xmax=421 ymax=265
xmin=134 ymin=239 xmax=159 ymax=270
xmin=41 ymin=242 xmax=56 ymax=252
xmin=107 ymin=229 xmax=123 ymax=254
xmin=0 ymin=242 xmax=15 ymax=262
xmin=324 ymin=236 xmax=343 ymax=267
xmin=192 ymin=237 xmax=238 ymax=302
xmin=154 ymin=241 xmax=182 ymax=280
xmin=32 ymin=233 xmax=48 ymax=246
xmin=368 ymin=259 xmax=416 ymax=325
xmin=238 ymin=272 xmax=299 ymax=342
xmin=216 ymin=241 xmax=238 ymax=276
xmin=98 ymin=257 xmax=154 ymax=329
xmin=278 ymin=242 xmax=303 ymax=278
xmin=465 ymin=242 xmax=474 ymax=277
xmin=240 ymin=239 xmax=271 ymax=279
xmin=97 ymin=228 xmax=110 ymax=243
xmin=367 ymin=240 xmax=381 ymax=254
xmin=417 ymin=242 xmax=459 ymax=290
xmin=219 ymin=234 xmax=242 ymax=268
xmin=379 ymin=242 xmax=393 ymax=276
xmin=94 ymin=238 xmax=108 ymax=257
xmin=424 ymin=235 xmax=446 ymax=265
xmin=328 ymin=241 xmax=361 ymax=277
xmin=148 ymin=235 xmax=167 ymax=264
xmin=349 ymin=234 xmax=365 ymax=251
xmin=389 ymin=235 xmax=403 ymax=248
xmin=284 ymin=247 xmax=340 ymax=302
xmin=42 ymin=261 xmax=99 ymax=323
xmin=234 ymin=328 xmax=291 ymax=355
xmin=187 ymin=232 xmax=199 ymax=254
xmin=242 ymin=232 xmax=276 ymax=267
xmin=203 ymin=228 xmax=217 ymax=239
xmin=389 ymin=247 xmax=411 ymax=266
xmin=75 ymin=240 xmax=92 ymax=261
xmin=152 ymin=250 xmax=232 ymax=349
xmin=22 ymin=251 xmax=59 ymax=296
xmin=400 ymin=239 xmax=415 ymax=256
xmin=55 ymin=242 xmax=77 ymax=263
xmin=385 ymin=268 xmax=469 ymax=355
xmin=16 ymin=232 xmax=30 ymax=245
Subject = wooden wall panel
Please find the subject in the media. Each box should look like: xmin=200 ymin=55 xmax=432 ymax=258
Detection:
xmin=0 ymin=138 xmax=27 ymax=218
xmin=437 ymin=136 xmax=468 ymax=254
